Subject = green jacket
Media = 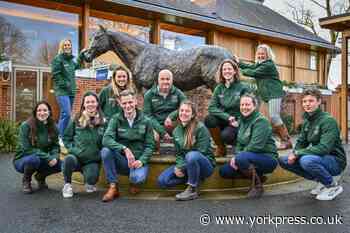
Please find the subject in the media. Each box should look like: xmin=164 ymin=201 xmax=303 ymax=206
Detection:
xmin=173 ymin=122 xmax=215 ymax=169
xmin=98 ymin=84 xmax=123 ymax=122
xmin=294 ymin=108 xmax=347 ymax=170
xmin=102 ymin=110 xmax=155 ymax=165
xmin=63 ymin=119 xmax=106 ymax=165
xmin=143 ymin=85 xmax=186 ymax=136
xmin=15 ymin=121 xmax=59 ymax=162
xmin=208 ymin=81 xmax=249 ymax=120
xmin=236 ymin=111 xmax=278 ymax=159
xmin=239 ymin=59 xmax=284 ymax=102
xmin=51 ymin=53 xmax=83 ymax=97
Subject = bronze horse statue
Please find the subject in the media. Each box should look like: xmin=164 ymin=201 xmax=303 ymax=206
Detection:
xmin=82 ymin=26 xmax=234 ymax=91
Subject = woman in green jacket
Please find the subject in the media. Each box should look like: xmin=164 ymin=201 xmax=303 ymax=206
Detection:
xmin=62 ymin=91 xmax=106 ymax=198
xmin=238 ymin=44 xmax=292 ymax=149
xmin=158 ymin=100 xmax=215 ymax=201
xmin=14 ymin=101 xmax=61 ymax=194
xmin=279 ymin=88 xmax=346 ymax=201
xmin=205 ymin=59 xmax=249 ymax=156
xmin=99 ymin=66 xmax=135 ymax=122
xmin=51 ymin=39 xmax=84 ymax=137
xmin=219 ymin=94 xmax=278 ymax=198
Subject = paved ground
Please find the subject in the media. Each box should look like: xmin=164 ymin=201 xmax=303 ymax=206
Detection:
xmin=1 ymin=152 xmax=349 ymax=233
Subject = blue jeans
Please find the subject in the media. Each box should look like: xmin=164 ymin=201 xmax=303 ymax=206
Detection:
xmin=101 ymin=147 xmax=149 ymax=184
xmin=56 ymin=95 xmax=74 ymax=136
xmin=219 ymin=151 xmax=277 ymax=178
xmin=62 ymin=154 xmax=100 ymax=185
xmin=158 ymin=151 xmax=214 ymax=188
xmin=14 ymin=154 xmax=62 ymax=176
xmin=279 ymin=154 xmax=342 ymax=186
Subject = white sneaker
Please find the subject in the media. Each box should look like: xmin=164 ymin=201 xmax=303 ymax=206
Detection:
xmin=85 ymin=184 xmax=97 ymax=193
xmin=316 ymin=185 xmax=343 ymax=201
xmin=62 ymin=183 xmax=73 ymax=198
xmin=310 ymin=182 xmax=325 ymax=195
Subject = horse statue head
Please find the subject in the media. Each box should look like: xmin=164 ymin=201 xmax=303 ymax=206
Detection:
xmin=82 ymin=25 xmax=110 ymax=63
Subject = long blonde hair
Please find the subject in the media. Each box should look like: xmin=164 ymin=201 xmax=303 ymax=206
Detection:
xmin=178 ymin=100 xmax=198 ymax=149
xmin=111 ymin=66 xmax=135 ymax=98
xmin=58 ymin=39 xmax=72 ymax=54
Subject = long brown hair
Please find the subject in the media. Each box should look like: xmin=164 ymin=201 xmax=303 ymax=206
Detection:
xmin=27 ymin=101 xmax=58 ymax=146
xmin=75 ymin=91 xmax=104 ymax=127
xmin=178 ymin=100 xmax=198 ymax=149
xmin=217 ymin=59 xmax=240 ymax=84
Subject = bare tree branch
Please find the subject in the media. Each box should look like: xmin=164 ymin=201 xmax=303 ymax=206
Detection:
xmin=309 ymin=0 xmax=327 ymax=10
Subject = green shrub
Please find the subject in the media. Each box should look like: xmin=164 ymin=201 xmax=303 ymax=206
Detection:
xmin=0 ymin=119 xmax=19 ymax=153
xmin=281 ymin=114 xmax=295 ymax=135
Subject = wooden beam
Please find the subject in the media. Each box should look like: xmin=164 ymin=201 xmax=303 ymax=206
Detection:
xmin=150 ymin=19 xmax=161 ymax=44
xmin=291 ymin=47 xmax=296 ymax=82
xmin=6 ymin=0 xmax=81 ymax=14
xmin=341 ymin=31 xmax=348 ymax=142
xmin=81 ymin=1 xmax=90 ymax=50
xmin=206 ymin=30 xmax=215 ymax=45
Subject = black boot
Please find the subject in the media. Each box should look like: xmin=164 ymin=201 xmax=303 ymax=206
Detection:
xmin=34 ymin=172 xmax=48 ymax=190
xmin=22 ymin=165 xmax=35 ymax=194
xmin=175 ymin=185 xmax=199 ymax=201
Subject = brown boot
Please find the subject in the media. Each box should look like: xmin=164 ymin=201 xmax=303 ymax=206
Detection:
xmin=22 ymin=166 xmax=34 ymax=194
xmin=208 ymin=127 xmax=226 ymax=157
xmin=240 ymin=165 xmax=264 ymax=198
xmin=102 ymin=184 xmax=120 ymax=202
xmin=129 ymin=184 xmax=140 ymax=195
xmin=275 ymin=124 xmax=293 ymax=150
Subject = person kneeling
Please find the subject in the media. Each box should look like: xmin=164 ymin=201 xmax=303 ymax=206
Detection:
xmin=219 ymin=94 xmax=278 ymax=198
xmin=62 ymin=92 xmax=106 ymax=198
xmin=101 ymin=90 xmax=155 ymax=202
xmin=279 ymin=88 xmax=346 ymax=201
xmin=158 ymin=100 xmax=215 ymax=201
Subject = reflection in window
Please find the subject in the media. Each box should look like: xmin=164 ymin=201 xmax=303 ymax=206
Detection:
xmin=161 ymin=29 xmax=205 ymax=50
xmin=0 ymin=1 xmax=79 ymax=66
xmin=89 ymin=17 xmax=150 ymax=42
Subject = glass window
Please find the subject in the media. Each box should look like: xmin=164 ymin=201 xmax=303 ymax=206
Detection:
xmin=160 ymin=29 xmax=205 ymax=50
xmin=310 ymin=51 xmax=318 ymax=70
xmin=0 ymin=1 xmax=79 ymax=66
xmin=89 ymin=17 xmax=150 ymax=42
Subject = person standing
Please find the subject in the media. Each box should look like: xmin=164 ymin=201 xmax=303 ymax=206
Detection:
xmin=51 ymin=39 xmax=84 ymax=137
xmin=238 ymin=44 xmax=292 ymax=149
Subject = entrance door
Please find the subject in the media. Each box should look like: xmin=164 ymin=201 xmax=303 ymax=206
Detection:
xmin=41 ymin=71 xmax=59 ymax=121
xmin=14 ymin=69 xmax=38 ymax=122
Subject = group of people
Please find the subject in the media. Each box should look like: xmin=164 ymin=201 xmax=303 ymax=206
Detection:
xmin=13 ymin=39 xmax=347 ymax=202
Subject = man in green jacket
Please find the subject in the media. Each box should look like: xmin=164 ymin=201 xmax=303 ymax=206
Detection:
xmin=143 ymin=69 xmax=186 ymax=146
xmin=279 ymin=88 xmax=347 ymax=201
xmin=238 ymin=44 xmax=292 ymax=149
xmin=101 ymin=90 xmax=155 ymax=202
xmin=51 ymin=39 xmax=83 ymax=137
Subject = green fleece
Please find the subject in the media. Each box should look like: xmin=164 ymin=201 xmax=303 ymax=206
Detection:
xmin=102 ymin=110 xmax=155 ymax=165
xmin=208 ymin=81 xmax=250 ymax=120
xmin=98 ymin=84 xmax=123 ymax=122
xmin=173 ymin=122 xmax=215 ymax=169
xmin=15 ymin=121 xmax=59 ymax=162
xmin=143 ymin=85 xmax=186 ymax=136
xmin=51 ymin=53 xmax=83 ymax=97
xmin=294 ymin=108 xmax=347 ymax=170
xmin=236 ymin=111 xmax=278 ymax=159
xmin=239 ymin=59 xmax=284 ymax=102
xmin=63 ymin=120 xmax=106 ymax=165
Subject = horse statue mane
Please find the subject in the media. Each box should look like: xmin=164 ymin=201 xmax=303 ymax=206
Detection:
xmin=82 ymin=25 xmax=235 ymax=91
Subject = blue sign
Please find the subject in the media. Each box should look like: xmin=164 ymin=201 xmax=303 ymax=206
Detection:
xmin=96 ymin=68 xmax=109 ymax=81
